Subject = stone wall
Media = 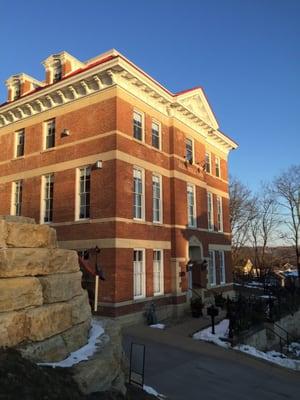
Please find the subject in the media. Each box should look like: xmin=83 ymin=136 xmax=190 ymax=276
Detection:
xmin=238 ymin=309 xmax=300 ymax=351
xmin=0 ymin=217 xmax=91 ymax=362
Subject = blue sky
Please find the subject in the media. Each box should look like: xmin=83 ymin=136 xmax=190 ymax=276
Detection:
xmin=1 ymin=0 xmax=299 ymax=192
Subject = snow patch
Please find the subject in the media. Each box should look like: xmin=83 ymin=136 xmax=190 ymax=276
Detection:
xmin=193 ymin=319 xmax=231 ymax=348
xmin=38 ymin=319 xmax=105 ymax=368
xmin=149 ymin=324 xmax=166 ymax=330
xmin=193 ymin=319 xmax=300 ymax=371
xmin=143 ymin=384 xmax=166 ymax=399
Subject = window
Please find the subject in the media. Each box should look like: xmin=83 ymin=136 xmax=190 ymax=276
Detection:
xmin=208 ymin=250 xmax=216 ymax=286
xmin=11 ymin=180 xmax=22 ymax=216
xmin=187 ymin=184 xmax=196 ymax=227
xmin=218 ymin=251 xmax=226 ymax=284
xmin=77 ymin=166 xmax=91 ymax=219
xmin=41 ymin=174 xmax=54 ymax=223
xmin=13 ymin=81 xmax=21 ymax=100
xmin=207 ymin=192 xmax=214 ymax=230
xmin=133 ymin=168 xmax=144 ymax=219
xmin=205 ymin=152 xmax=211 ymax=173
xmin=153 ymin=250 xmax=164 ymax=295
xmin=152 ymin=174 xmax=162 ymax=223
xmin=44 ymin=119 xmax=56 ymax=149
xmin=216 ymin=196 xmax=223 ymax=232
xmin=53 ymin=59 xmax=62 ymax=83
xmin=15 ymin=130 xmax=25 ymax=157
xmin=133 ymin=111 xmax=143 ymax=141
xmin=133 ymin=249 xmax=145 ymax=299
xmin=185 ymin=138 xmax=193 ymax=163
xmin=152 ymin=121 xmax=160 ymax=149
xmin=215 ymin=156 xmax=221 ymax=178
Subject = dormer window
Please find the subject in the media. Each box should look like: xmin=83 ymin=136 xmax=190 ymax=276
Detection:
xmin=53 ymin=59 xmax=62 ymax=83
xmin=13 ymin=81 xmax=21 ymax=100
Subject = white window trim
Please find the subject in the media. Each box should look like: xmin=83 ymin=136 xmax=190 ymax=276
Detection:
xmin=205 ymin=151 xmax=212 ymax=174
xmin=187 ymin=183 xmax=197 ymax=228
xmin=207 ymin=191 xmax=214 ymax=231
xmin=133 ymin=248 xmax=146 ymax=300
xmin=11 ymin=181 xmax=22 ymax=216
xmin=220 ymin=251 xmax=226 ymax=285
xmin=217 ymin=196 xmax=223 ymax=232
xmin=185 ymin=137 xmax=195 ymax=164
xmin=208 ymin=250 xmax=216 ymax=287
xmin=153 ymin=249 xmax=164 ymax=296
xmin=215 ymin=156 xmax=221 ymax=178
xmin=151 ymin=119 xmax=162 ymax=150
xmin=75 ymin=166 xmax=91 ymax=221
xmin=133 ymin=109 xmax=145 ymax=142
xmin=14 ymin=129 xmax=24 ymax=158
xmin=152 ymin=173 xmax=163 ymax=224
xmin=43 ymin=119 xmax=56 ymax=150
xmin=40 ymin=174 xmax=54 ymax=224
xmin=133 ymin=166 xmax=145 ymax=221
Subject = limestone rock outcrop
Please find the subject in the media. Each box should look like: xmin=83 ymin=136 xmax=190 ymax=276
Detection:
xmin=0 ymin=217 xmax=91 ymax=362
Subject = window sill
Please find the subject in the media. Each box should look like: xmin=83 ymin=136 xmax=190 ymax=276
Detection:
xmin=153 ymin=292 xmax=164 ymax=297
xmin=133 ymin=295 xmax=146 ymax=302
xmin=153 ymin=220 xmax=163 ymax=225
xmin=74 ymin=218 xmax=91 ymax=223
xmin=132 ymin=137 xmax=144 ymax=144
xmin=12 ymin=156 xmax=25 ymax=161
xmin=133 ymin=217 xmax=145 ymax=223
xmin=187 ymin=225 xmax=198 ymax=230
xmin=41 ymin=147 xmax=56 ymax=154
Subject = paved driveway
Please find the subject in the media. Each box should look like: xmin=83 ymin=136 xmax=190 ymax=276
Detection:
xmin=122 ymin=324 xmax=300 ymax=400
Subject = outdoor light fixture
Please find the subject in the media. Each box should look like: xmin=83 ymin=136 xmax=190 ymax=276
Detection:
xmin=61 ymin=128 xmax=70 ymax=137
xmin=95 ymin=160 xmax=103 ymax=169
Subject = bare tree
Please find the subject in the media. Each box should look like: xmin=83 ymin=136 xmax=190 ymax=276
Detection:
xmin=229 ymin=176 xmax=257 ymax=267
xmin=249 ymin=187 xmax=280 ymax=275
xmin=273 ymin=165 xmax=300 ymax=281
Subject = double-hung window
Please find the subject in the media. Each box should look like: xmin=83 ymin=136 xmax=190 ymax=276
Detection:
xmin=152 ymin=174 xmax=162 ymax=223
xmin=216 ymin=196 xmax=223 ymax=232
xmin=218 ymin=251 xmax=226 ymax=284
xmin=78 ymin=166 xmax=91 ymax=219
xmin=187 ymin=183 xmax=196 ymax=228
xmin=133 ymin=111 xmax=143 ymax=141
xmin=133 ymin=249 xmax=145 ymax=299
xmin=41 ymin=174 xmax=54 ymax=223
xmin=133 ymin=168 xmax=144 ymax=219
xmin=185 ymin=138 xmax=193 ymax=163
xmin=207 ymin=192 xmax=214 ymax=230
xmin=152 ymin=121 xmax=160 ymax=149
xmin=15 ymin=129 xmax=25 ymax=157
xmin=208 ymin=250 xmax=216 ymax=286
xmin=215 ymin=156 xmax=221 ymax=178
xmin=153 ymin=250 xmax=164 ymax=295
xmin=11 ymin=180 xmax=22 ymax=216
xmin=45 ymin=119 xmax=56 ymax=149
xmin=205 ymin=152 xmax=211 ymax=173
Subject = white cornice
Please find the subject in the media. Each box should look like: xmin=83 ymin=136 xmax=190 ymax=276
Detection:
xmin=0 ymin=55 xmax=237 ymax=153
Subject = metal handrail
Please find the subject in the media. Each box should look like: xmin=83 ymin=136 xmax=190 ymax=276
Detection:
xmin=272 ymin=322 xmax=295 ymax=345
xmin=265 ymin=326 xmax=288 ymax=354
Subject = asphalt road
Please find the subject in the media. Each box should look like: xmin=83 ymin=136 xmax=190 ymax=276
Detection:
xmin=123 ymin=329 xmax=300 ymax=400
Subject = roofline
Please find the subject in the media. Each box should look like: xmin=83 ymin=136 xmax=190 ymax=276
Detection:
xmin=0 ymin=50 xmax=238 ymax=149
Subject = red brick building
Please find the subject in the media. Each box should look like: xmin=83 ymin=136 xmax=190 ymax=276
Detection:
xmin=0 ymin=50 xmax=237 ymax=322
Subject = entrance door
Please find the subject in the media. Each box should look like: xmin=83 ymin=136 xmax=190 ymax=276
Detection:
xmin=188 ymin=243 xmax=202 ymax=298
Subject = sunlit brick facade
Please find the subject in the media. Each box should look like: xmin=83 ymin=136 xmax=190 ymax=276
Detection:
xmin=0 ymin=50 xmax=237 ymax=321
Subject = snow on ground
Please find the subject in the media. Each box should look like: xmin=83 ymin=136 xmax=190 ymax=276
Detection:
xmin=193 ymin=319 xmax=300 ymax=371
xmin=143 ymin=385 xmax=166 ymax=399
xmin=39 ymin=319 xmax=105 ymax=368
xmin=193 ymin=319 xmax=230 ymax=348
xmin=149 ymin=324 xmax=166 ymax=330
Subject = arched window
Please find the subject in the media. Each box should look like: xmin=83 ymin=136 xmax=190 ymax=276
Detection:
xmin=13 ymin=81 xmax=21 ymax=100
xmin=53 ymin=59 xmax=62 ymax=83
